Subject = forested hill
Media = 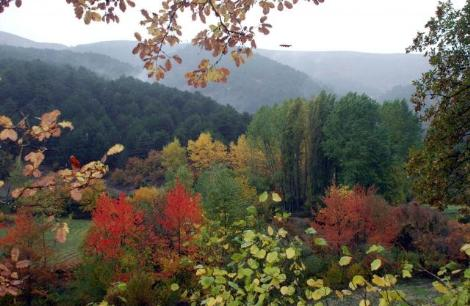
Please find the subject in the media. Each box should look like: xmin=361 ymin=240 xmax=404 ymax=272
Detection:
xmin=0 ymin=59 xmax=250 ymax=165
xmin=0 ymin=45 xmax=138 ymax=79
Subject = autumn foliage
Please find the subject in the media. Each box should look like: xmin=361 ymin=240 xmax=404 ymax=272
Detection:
xmin=313 ymin=186 xmax=401 ymax=250
xmin=86 ymin=194 xmax=145 ymax=259
xmin=158 ymin=181 xmax=202 ymax=255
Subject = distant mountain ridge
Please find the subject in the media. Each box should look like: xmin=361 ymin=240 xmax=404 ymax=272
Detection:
xmin=0 ymin=31 xmax=67 ymax=50
xmin=257 ymin=49 xmax=428 ymax=100
xmin=0 ymin=31 xmax=427 ymax=109
xmin=0 ymin=45 xmax=139 ymax=79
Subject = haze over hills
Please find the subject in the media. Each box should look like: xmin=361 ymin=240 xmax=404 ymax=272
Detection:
xmin=0 ymin=45 xmax=139 ymax=79
xmin=0 ymin=31 xmax=427 ymax=110
xmin=257 ymin=49 xmax=429 ymax=100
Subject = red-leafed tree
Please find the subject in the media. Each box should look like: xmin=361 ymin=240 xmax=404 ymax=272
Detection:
xmin=158 ymin=181 xmax=202 ymax=256
xmin=313 ymin=186 xmax=401 ymax=250
xmin=86 ymin=194 xmax=145 ymax=260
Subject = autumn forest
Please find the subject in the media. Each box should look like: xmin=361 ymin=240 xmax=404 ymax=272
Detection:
xmin=0 ymin=0 xmax=469 ymax=305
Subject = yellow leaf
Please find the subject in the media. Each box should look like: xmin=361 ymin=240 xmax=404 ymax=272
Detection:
xmin=286 ymin=247 xmax=296 ymax=259
xmin=272 ymin=192 xmax=282 ymax=202
xmin=170 ymin=283 xmax=179 ymax=291
xmin=359 ymin=299 xmax=371 ymax=306
xmin=460 ymin=244 xmax=470 ymax=256
xmin=352 ymin=275 xmax=366 ymax=287
xmin=307 ymin=278 xmax=324 ymax=288
xmin=267 ymin=226 xmax=274 ymax=236
xmin=0 ymin=180 xmax=4 ymax=188
xmin=339 ymin=256 xmax=352 ymax=266
xmin=196 ymin=268 xmax=206 ymax=276
xmin=432 ymin=281 xmax=449 ymax=294
xmin=311 ymin=287 xmax=332 ymax=301
xmin=106 ymin=144 xmax=125 ymax=156
xmin=58 ymin=121 xmax=74 ymax=130
xmin=372 ymin=275 xmax=386 ymax=287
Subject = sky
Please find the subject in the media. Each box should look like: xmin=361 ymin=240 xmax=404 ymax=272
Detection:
xmin=0 ymin=0 xmax=466 ymax=53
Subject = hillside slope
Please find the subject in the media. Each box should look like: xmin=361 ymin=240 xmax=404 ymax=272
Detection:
xmin=0 ymin=31 xmax=66 ymax=50
xmin=0 ymin=45 xmax=138 ymax=79
xmin=0 ymin=59 xmax=250 ymax=164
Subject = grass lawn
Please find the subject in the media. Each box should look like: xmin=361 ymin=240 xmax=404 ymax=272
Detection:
xmin=0 ymin=217 xmax=91 ymax=267
xmin=48 ymin=219 xmax=91 ymax=265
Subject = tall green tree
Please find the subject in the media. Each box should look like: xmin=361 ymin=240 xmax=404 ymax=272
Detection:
xmin=406 ymin=0 xmax=470 ymax=210
xmin=195 ymin=165 xmax=251 ymax=230
xmin=322 ymin=93 xmax=391 ymax=193
xmin=305 ymin=92 xmax=336 ymax=207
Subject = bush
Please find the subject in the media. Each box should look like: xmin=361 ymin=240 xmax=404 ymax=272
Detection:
xmin=303 ymin=255 xmax=329 ymax=277
xmin=396 ymin=203 xmax=470 ymax=269
xmin=322 ymin=263 xmax=345 ymax=289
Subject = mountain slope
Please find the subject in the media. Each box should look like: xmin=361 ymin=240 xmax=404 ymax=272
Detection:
xmin=0 ymin=45 xmax=138 ymax=79
xmin=0 ymin=31 xmax=66 ymax=50
xmin=72 ymin=41 xmax=323 ymax=113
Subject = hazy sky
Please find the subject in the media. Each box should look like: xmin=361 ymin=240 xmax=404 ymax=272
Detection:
xmin=0 ymin=0 xmax=466 ymax=53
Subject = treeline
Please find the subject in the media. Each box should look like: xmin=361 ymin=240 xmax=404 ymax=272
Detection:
xmin=247 ymin=92 xmax=422 ymax=209
xmin=0 ymin=59 xmax=250 ymax=167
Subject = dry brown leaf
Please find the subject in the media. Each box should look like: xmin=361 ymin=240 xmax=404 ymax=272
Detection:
xmin=11 ymin=247 xmax=20 ymax=262
xmin=106 ymin=144 xmax=125 ymax=156
xmin=0 ymin=129 xmax=18 ymax=142
xmin=0 ymin=115 xmax=13 ymax=128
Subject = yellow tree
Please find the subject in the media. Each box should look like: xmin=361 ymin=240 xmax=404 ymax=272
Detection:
xmin=161 ymin=138 xmax=187 ymax=172
xmin=187 ymin=132 xmax=227 ymax=171
xmin=229 ymin=134 xmax=268 ymax=175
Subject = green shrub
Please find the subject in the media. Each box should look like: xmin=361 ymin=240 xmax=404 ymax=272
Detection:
xmin=122 ymin=272 xmax=157 ymax=306
xmin=304 ymin=255 xmax=329 ymax=277
xmin=323 ymin=263 xmax=345 ymax=289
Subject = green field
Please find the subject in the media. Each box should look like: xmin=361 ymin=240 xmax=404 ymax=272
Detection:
xmin=0 ymin=217 xmax=91 ymax=267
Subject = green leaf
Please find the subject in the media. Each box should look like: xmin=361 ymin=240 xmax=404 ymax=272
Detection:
xmin=243 ymin=230 xmax=256 ymax=242
xmin=371 ymin=259 xmax=382 ymax=271
xmin=280 ymin=285 xmax=294 ymax=296
xmin=266 ymin=251 xmax=279 ymax=263
xmin=314 ymin=238 xmax=327 ymax=246
xmin=259 ymin=191 xmax=268 ymax=202
xmin=339 ymin=256 xmax=352 ymax=266
xmin=170 ymin=283 xmax=179 ymax=291
xmin=341 ymin=245 xmax=351 ymax=256
xmin=246 ymin=205 xmax=257 ymax=215
xmin=200 ymin=276 xmax=215 ymax=289
xmin=366 ymin=244 xmax=384 ymax=254
xmin=254 ymin=249 xmax=267 ymax=259
xmin=286 ymin=247 xmax=296 ymax=259
xmin=305 ymin=227 xmax=317 ymax=235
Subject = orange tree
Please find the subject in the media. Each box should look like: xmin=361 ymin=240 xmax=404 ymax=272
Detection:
xmin=0 ymin=0 xmax=326 ymax=86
